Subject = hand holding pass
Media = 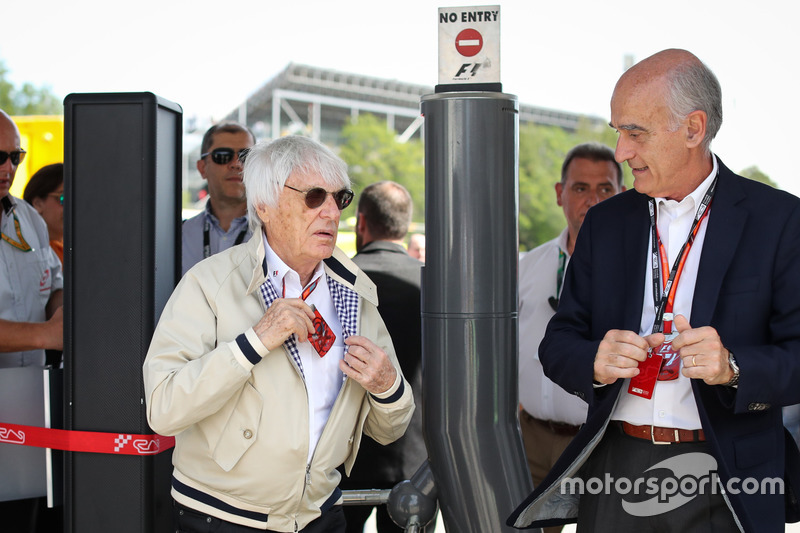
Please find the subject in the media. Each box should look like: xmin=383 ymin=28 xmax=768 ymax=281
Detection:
xmin=672 ymin=314 xmax=734 ymax=385
xmin=593 ymin=329 xmax=664 ymax=385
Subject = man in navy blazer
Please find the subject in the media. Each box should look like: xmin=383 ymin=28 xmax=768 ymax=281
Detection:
xmin=509 ymin=49 xmax=800 ymax=532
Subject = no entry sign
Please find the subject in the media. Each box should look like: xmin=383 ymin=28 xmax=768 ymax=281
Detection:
xmin=456 ymin=28 xmax=483 ymax=57
xmin=438 ymin=5 xmax=501 ymax=87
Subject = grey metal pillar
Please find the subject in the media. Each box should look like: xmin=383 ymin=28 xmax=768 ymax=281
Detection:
xmin=421 ymin=91 xmax=534 ymax=532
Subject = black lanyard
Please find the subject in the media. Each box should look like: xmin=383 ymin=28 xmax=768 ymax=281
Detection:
xmin=548 ymin=248 xmax=567 ymax=312
xmin=203 ymin=218 xmax=247 ymax=259
xmin=649 ymin=174 xmax=717 ymax=334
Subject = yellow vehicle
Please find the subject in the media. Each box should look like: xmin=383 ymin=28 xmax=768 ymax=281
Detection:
xmin=9 ymin=115 xmax=64 ymax=198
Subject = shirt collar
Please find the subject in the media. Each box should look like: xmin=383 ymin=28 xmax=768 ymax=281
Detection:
xmin=202 ymin=198 xmax=247 ymax=226
xmin=556 ymin=227 xmax=571 ymax=258
xmin=656 ymin=154 xmax=719 ymax=217
xmin=261 ymin=232 xmax=325 ymax=293
xmin=1 ymin=195 xmax=16 ymax=215
xmin=202 ymin=198 xmax=217 ymax=222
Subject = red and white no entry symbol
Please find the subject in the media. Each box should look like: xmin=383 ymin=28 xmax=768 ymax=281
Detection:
xmin=455 ymin=28 xmax=483 ymax=57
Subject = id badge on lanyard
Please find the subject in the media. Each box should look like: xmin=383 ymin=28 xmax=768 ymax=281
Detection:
xmin=628 ymin=176 xmax=717 ymax=399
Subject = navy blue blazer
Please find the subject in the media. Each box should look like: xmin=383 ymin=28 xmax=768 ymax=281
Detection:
xmin=509 ymin=160 xmax=800 ymax=532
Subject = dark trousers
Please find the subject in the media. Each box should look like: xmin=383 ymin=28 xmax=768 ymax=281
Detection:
xmin=174 ymin=500 xmax=345 ymax=533
xmin=576 ymin=424 xmax=739 ymax=532
xmin=0 ymin=497 xmax=62 ymax=533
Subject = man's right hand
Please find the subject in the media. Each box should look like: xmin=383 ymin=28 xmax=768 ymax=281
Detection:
xmin=43 ymin=306 xmax=64 ymax=351
xmin=253 ymin=298 xmax=315 ymax=351
xmin=593 ymin=329 xmax=664 ymax=384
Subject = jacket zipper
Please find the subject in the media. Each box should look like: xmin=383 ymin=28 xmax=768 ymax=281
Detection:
xmin=293 ymin=377 xmax=350 ymax=530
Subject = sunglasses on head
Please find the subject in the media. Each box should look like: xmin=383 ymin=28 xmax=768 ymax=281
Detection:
xmin=0 ymin=149 xmax=26 ymax=166
xmin=201 ymin=147 xmax=249 ymax=165
xmin=284 ymin=184 xmax=354 ymax=210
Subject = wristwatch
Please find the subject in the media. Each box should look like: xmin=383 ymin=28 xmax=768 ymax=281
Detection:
xmin=724 ymin=350 xmax=740 ymax=387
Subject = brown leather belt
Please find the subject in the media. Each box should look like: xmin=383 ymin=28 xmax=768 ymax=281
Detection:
xmin=524 ymin=410 xmax=581 ymax=436
xmin=618 ymin=421 xmax=705 ymax=444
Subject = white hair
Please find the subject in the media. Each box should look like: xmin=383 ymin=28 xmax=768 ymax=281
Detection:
xmin=243 ymin=135 xmax=351 ymax=232
xmin=664 ymin=60 xmax=723 ymax=152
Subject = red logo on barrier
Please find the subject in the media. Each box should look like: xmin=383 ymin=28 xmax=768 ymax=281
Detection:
xmin=134 ymin=439 xmax=161 ymax=454
xmin=0 ymin=421 xmax=174 ymax=456
xmin=0 ymin=426 xmax=26 ymax=445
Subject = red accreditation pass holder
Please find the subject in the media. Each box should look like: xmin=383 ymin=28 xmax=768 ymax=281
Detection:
xmin=628 ymin=350 xmax=663 ymax=399
xmin=629 ymin=175 xmax=716 ymax=401
xmin=628 ymin=333 xmax=679 ymax=399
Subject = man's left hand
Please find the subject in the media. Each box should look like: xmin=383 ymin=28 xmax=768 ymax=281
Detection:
xmin=673 ymin=314 xmax=735 ymax=385
xmin=340 ymin=335 xmax=398 ymax=395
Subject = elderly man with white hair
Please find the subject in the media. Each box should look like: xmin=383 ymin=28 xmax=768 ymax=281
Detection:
xmin=144 ymin=135 xmax=414 ymax=533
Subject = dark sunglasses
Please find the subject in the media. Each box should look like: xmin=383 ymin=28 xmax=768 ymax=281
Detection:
xmin=201 ymin=147 xmax=249 ymax=165
xmin=0 ymin=149 xmax=26 ymax=166
xmin=284 ymin=184 xmax=354 ymax=210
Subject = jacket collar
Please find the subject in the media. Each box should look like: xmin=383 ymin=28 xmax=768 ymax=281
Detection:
xmin=623 ymin=197 xmax=650 ymax=332
xmin=241 ymin=230 xmax=378 ymax=307
xmin=621 ymin=157 xmax=745 ymax=331
xmin=357 ymin=240 xmax=409 ymax=256
xmin=690 ymin=158 xmax=747 ymax=326
xmin=1 ymin=195 xmax=16 ymax=215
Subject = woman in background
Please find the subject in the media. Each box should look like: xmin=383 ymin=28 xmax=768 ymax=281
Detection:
xmin=23 ymin=163 xmax=64 ymax=264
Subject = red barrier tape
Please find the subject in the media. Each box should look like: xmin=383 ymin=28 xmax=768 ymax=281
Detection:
xmin=0 ymin=422 xmax=175 ymax=456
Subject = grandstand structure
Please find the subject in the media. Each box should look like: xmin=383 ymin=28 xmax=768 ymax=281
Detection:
xmin=184 ymin=63 xmax=604 ymax=201
xmin=223 ymin=62 xmax=604 ymax=144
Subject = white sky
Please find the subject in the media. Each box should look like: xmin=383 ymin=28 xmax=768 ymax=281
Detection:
xmin=2 ymin=0 xmax=798 ymax=195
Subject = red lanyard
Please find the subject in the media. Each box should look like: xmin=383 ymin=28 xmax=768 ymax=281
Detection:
xmin=282 ymin=277 xmax=320 ymax=300
xmin=282 ymin=277 xmax=335 ymax=357
xmin=649 ymin=175 xmax=717 ymax=334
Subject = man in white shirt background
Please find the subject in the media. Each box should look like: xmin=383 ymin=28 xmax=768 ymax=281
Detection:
xmin=517 ymin=142 xmax=623 ymax=533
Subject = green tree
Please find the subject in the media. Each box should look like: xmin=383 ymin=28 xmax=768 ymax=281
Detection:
xmin=517 ymin=119 xmax=628 ymax=251
xmin=740 ymin=165 xmax=778 ymax=188
xmin=337 ymin=112 xmax=638 ymax=250
xmin=338 ymin=113 xmax=425 ymax=222
xmin=0 ymin=60 xmax=62 ymax=115
xmin=518 ymin=124 xmax=571 ymax=252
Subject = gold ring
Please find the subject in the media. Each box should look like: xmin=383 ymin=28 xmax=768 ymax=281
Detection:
xmin=692 ymin=355 xmax=697 ymax=367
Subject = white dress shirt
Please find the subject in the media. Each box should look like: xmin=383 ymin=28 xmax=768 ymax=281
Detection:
xmin=519 ymin=228 xmax=589 ymax=426
xmin=263 ymin=234 xmax=345 ymax=460
xmin=612 ymin=156 xmax=719 ymax=430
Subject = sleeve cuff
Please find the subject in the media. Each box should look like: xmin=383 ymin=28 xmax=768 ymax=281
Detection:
xmin=231 ymin=328 xmax=270 ymax=367
xmin=370 ymin=373 xmax=404 ymax=404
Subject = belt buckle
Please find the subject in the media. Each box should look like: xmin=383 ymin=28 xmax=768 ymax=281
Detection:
xmin=650 ymin=425 xmax=676 ymax=445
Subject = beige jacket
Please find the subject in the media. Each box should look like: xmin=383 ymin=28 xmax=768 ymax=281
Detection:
xmin=143 ymin=234 xmax=414 ymax=531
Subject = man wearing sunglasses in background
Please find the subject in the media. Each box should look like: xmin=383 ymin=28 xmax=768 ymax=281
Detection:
xmin=182 ymin=121 xmax=255 ymax=275
xmin=145 ymin=135 xmax=414 ymax=533
xmin=0 ymin=109 xmax=64 ymax=531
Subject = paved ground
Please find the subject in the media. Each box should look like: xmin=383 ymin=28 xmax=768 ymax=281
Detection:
xmin=364 ymin=511 xmax=800 ymax=531
xmin=562 ymin=521 xmax=800 ymax=532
